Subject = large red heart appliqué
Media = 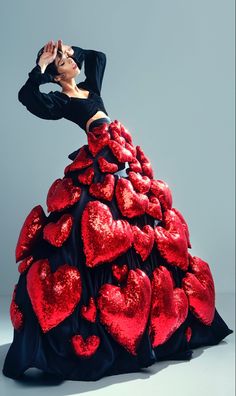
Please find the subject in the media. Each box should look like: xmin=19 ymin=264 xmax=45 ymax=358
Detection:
xmin=171 ymin=207 xmax=192 ymax=248
xmin=71 ymin=334 xmax=101 ymax=358
xmin=146 ymin=195 xmax=162 ymax=220
xmin=64 ymin=145 xmax=93 ymax=175
xmin=115 ymin=178 xmax=149 ymax=218
xmin=46 ymin=178 xmax=81 ymax=213
xmin=77 ymin=166 xmax=95 ymax=185
xmin=154 ymin=209 xmax=189 ymax=270
xmin=89 ymin=174 xmax=115 ymax=201
xmin=43 ymin=214 xmax=73 ymax=247
xmin=128 ymin=171 xmax=151 ymax=194
xmin=87 ymin=129 xmax=111 ymax=157
xmin=150 ymin=179 xmax=173 ymax=211
xmin=26 ymin=259 xmax=82 ymax=332
xmin=81 ymin=200 xmax=133 ymax=268
xmin=96 ymin=268 xmax=151 ymax=355
xmin=108 ymin=140 xmax=133 ymax=163
xmin=182 ymin=254 xmax=215 ymax=325
xmin=15 ymin=205 xmax=47 ymax=263
xmin=132 ymin=225 xmax=155 ymax=261
xmin=148 ymin=265 xmax=189 ymax=347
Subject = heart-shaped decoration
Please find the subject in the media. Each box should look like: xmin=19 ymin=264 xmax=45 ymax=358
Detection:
xmin=46 ymin=177 xmax=81 ymax=213
xmin=128 ymin=158 xmax=143 ymax=173
xmin=87 ymin=130 xmax=111 ymax=157
xmin=110 ymin=120 xmax=133 ymax=145
xmin=150 ymin=179 xmax=173 ymax=211
xmin=26 ymin=259 xmax=82 ymax=332
xmin=97 ymin=156 xmax=119 ymax=173
xmin=154 ymin=209 xmax=189 ymax=270
xmin=15 ymin=205 xmax=47 ymax=263
xmin=77 ymin=166 xmax=95 ymax=185
xmin=81 ymin=200 xmax=133 ymax=267
xmin=136 ymin=146 xmax=154 ymax=179
xmin=111 ymin=263 xmax=129 ymax=283
xmin=108 ymin=140 xmax=133 ymax=163
xmin=115 ymin=178 xmax=149 ymax=218
xmin=128 ymin=171 xmax=151 ymax=194
xmin=89 ymin=174 xmax=115 ymax=201
xmin=110 ymin=129 xmax=126 ymax=146
xmin=10 ymin=285 xmax=24 ymax=331
xmin=182 ymin=254 xmax=215 ymax=325
xmin=146 ymin=195 xmax=162 ymax=220
xmin=97 ymin=268 xmax=151 ymax=355
xmin=80 ymin=297 xmax=97 ymax=322
xmin=148 ymin=266 xmax=189 ymax=347
xmin=71 ymin=334 xmax=100 ymax=358
xmin=132 ymin=225 xmax=155 ymax=261
xmin=43 ymin=213 xmax=73 ymax=247
xmin=125 ymin=141 xmax=136 ymax=157
xmin=64 ymin=145 xmax=93 ymax=175
xmin=171 ymin=207 xmax=192 ymax=248
xmin=18 ymin=255 xmax=34 ymax=273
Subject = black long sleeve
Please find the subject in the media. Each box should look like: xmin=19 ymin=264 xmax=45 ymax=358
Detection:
xmin=71 ymin=46 xmax=106 ymax=95
xmin=18 ymin=64 xmax=67 ymax=120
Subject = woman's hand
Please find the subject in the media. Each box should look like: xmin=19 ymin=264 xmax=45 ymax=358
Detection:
xmin=57 ymin=39 xmax=74 ymax=57
xmin=38 ymin=40 xmax=58 ymax=72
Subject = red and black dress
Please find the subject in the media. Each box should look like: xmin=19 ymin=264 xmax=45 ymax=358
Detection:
xmin=2 ymin=45 xmax=233 ymax=381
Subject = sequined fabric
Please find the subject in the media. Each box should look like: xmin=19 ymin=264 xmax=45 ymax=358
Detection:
xmin=3 ymin=119 xmax=233 ymax=381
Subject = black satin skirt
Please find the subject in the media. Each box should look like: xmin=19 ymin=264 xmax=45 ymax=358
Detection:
xmin=2 ymin=118 xmax=233 ymax=381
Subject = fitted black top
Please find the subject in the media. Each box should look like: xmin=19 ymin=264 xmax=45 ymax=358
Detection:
xmin=18 ymin=46 xmax=109 ymax=131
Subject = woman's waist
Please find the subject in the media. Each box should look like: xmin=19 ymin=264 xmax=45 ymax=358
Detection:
xmin=86 ymin=111 xmax=111 ymax=133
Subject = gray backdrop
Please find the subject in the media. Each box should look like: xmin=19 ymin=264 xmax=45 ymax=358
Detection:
xmin=0 ymin=0 xmax=234 ymax=295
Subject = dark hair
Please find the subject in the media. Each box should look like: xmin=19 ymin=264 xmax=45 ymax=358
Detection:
xmin=35 ymin=46 xmax=64 ymax=86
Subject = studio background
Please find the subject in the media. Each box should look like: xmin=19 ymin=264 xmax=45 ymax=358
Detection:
xmin=0 ymin=0 xmax=234 ymax=299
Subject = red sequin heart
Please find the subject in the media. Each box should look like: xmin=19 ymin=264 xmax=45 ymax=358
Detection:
xmin=132 ymin=225 xmax=155 ymax=261
xmin=172 ymin=207 xmax=192 ymax=248
xmin=148 ymin=266 xmax=189 ymax=347
xmin=87 ymin=130 xmax=111 ymax=157
xmin=77 ymin=166 xmax=95 ymax=185
xmin=26 ymin=259 xmax=82 ymax=332
xmin=97 ymin=268 xmax=151 ymax=355
xmin=111 ymin=119 xmax=133 ymax=145
xmin=71 ymin=334 xmax=100 ymax=358
xmin=97 ymin=156 xmax=119 ymax=173
xmin=111 ymin=263 xmax=129 ymax=283
xmin=115 ymin=178 xmax=149 ymax=218
xmin=128 ymin=171 xmax=151 ymax=194
xmin=15 ymin=205 xmax=47 ymax=263
xmin=125 ymin=141 xmax=136 ymax=157
xmin=64 ymin=145 xmax=93 ymax=175
xmin=128 ymin=158 xmax=143 ymax=173
xmin=154 ymin=209 xmax=189 ymax=270
xmin=150 ymin=179 xmax=173 ymax=211
xmin=10 ymin=285 xmax=24 ymax=331
xmin=80 ymin=297 xmax=97 ymax=323
xmin=182 ymin=254 xmax=215 ymax=325
xmin=146 ymin=195 xmax=162 ymax=220
xmin=89 ymin=174 xmax=115 ymax=201
xmin=43 ymin=214 xmax=73 ymax=247
xmin=136 ymin=146 xmax=154 ymax=179
xmin=18 ymin=255 xmax=34 ymax=273
xmin=46 ymin=177 xmax=81 ymax=213
xmin=108 ymin=140 xmax=133 ymax=163
xmin=81 ymin=200 xmax=133 ymax=267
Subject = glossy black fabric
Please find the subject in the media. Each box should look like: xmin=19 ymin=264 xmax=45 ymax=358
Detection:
xmin=2 ymin=118 xmax=234 ymax=381
xmin=18 ymin=46 xmax=109 ymax=131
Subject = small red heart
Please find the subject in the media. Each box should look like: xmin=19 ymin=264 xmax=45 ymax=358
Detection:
xmin=132 ymin=225 xmax=155 ymax=261
xmin=97 ymin=268 xmax=152 ymax=355
xmin=87 ymin=129 xmax=111 ymax=157
xmin=154 ymin=209 xmax=189 ymax=270
xmin=111 ymin=119 xmax=133 ymax=145
xmin=26 ymin=259 xmax=82 ymax=332
xmin=111 ymin=263 xmax=129 ymax=283
xmin=81 ymin=200 xmax=133 ymax=268
xmin=10 ymin=285 xmax=24 ymax=331
xmin=108 ymin=140 xmax=133 ymax=163
xmin=182 ymin=254 xmax=215 ymax=325
xmin=15 ymin=205 xmax=47 ymax=263
xmin=80 ymin=297 xmax=97 ymax=322
xmin=97 ymin=156 xmax=119 ymax=173
xmin=71 ymin=334 xmax=100 ymax=358
xmin=125 ymin=141 xmax=136 ymax=157
xmin=148 ymin=266 xmax=189 ymax=347
xmin=128 ymin=158 xmax=143 ymax=173
xmin=146 ymin=195 xmax=163 ymax=220
xmin=128 ymin=171 xmax=151 ymax=194
xmin=18 ymin=255 xmax=34 ymax=273
xmin=46 ymin=177 xmax=81 ymax=213
xmin=64 ymin=145 xmax=93 ymax=174
xmin=150 ymin=179 xmax=173 ymax=211
xmin=78 ymin=166 xmax=95 ymax=185
xmin=43 ymin=213 xmax=73 ymax=247
xmin=136 ymin=146 xmax=154 ymax=179
xmin=172 ymin=207 xmax=192 ymax=248
xmin=115 ymin=178 xmax=149 ymax=218
xmin=89 ymin=174 xmax=115 ymax=201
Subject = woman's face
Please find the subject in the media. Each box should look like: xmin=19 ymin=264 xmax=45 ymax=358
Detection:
xmin=54 ymin=53 xmax=80 ymax=83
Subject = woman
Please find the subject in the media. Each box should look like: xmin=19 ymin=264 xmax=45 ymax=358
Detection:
xmin=2 ymin=39 xmax=233 ymax=381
